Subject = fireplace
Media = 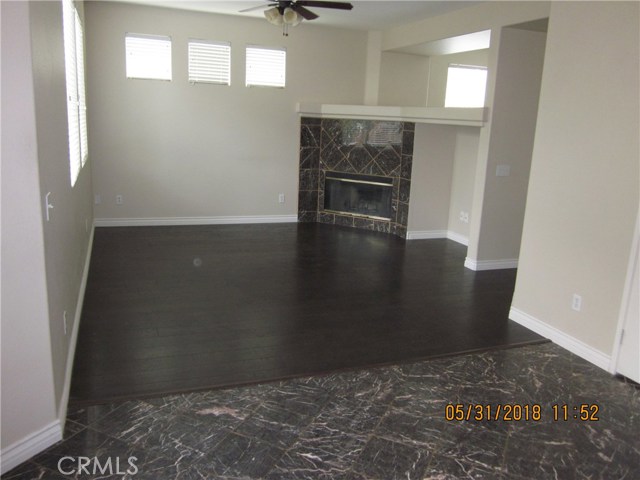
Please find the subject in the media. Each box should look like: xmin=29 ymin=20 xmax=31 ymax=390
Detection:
xmin=324 ymin=172 xmax=393 ymax=220
xmin=298 ymin=117 xmax=414 ymax=238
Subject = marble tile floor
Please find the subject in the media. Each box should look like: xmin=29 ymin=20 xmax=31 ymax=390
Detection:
xmin=4 ymin=343 xmax=639 ymax=480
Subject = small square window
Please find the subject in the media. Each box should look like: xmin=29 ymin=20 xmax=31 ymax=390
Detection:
xmin=246 ymin=46 xmax=286 ymax=88
xmin=125 ymin=33 xmax=172 ymax=81
xmin=188 ymin=39 xmax=231 ymax=85
xmin=444 ymin=64 xmax=487 ymax=108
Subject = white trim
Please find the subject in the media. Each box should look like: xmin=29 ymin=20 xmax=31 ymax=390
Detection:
xmin=465 ymin=257 xmax=518 ymax=270
xmin=446 ymin=231 xmax=469 ymax=246
xmin=406 ymin=230 xmax=447 ymax=240
xmin=610 ymin=211 xmax=640 ymax=375
xmin=94 ymin=215 xmax=298 ymax=227
xmin=0 ymin=420 xmax=62 ymax=474
xmin=58 ymin=224 xmax=95 ymax=427
xmin=406 ymin=230 xmax=469 ymax=246
xmin=297 ymin=103 xmax=486 ymax=127
xmin=509 ymin=307 xmax=611 ymax=371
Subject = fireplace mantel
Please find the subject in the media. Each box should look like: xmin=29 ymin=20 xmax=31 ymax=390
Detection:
xmin=296 ymin=103 xmax=486 ymax=127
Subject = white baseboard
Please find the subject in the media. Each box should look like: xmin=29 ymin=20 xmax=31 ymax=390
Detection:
xmin=406 ymin=230 xmax=447 ymax=240
xmin=0 ymin=420 xmax=62 ymax=474
xmin=407 ymin=230 xmax=469 ymax=246
xmin=58 ymin=224 xmax=95 ymax=428
xmin=94 ymin=215 xmax=298 ymax=227
xmin=446 ymin=231 xmax=469 ymax=246
xmin=509 ymin=307 xmax=611 ymax=371
xmin=465 ymin=257 xmax=518 ymax=270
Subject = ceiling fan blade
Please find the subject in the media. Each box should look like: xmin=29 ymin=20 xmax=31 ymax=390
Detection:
xmin=239 ymin=4 xmax=276 ymax=13
xmin=293 ymin=5 xmax=319 ymax=20
xmin=296 ymin=1 xmax=353 ymax=10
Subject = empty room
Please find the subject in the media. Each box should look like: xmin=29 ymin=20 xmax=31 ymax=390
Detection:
xmin=1 ymin=0 xmax=638 ymax=478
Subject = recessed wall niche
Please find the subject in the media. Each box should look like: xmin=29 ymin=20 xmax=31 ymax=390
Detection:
xmin=298 ymin=117 xmax=415 ymax=238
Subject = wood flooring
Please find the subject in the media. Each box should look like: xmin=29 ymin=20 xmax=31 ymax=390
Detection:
xmin=70 ymin=223 xmax=545 ymax=405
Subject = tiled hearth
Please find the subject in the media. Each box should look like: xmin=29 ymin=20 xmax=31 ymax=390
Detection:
xmin=298 ymin=117 xmax=415 ymax=238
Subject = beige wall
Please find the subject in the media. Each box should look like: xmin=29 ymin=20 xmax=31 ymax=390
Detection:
xmin=85 ymin=2 xmax=368 ymax=221
xmin=30 ymin=0 xmax=94 ymax=413
xmin=378 ymin=51 xmax=429 ymax=106
xmin=1 ymin=0 xmax=58 ymax=454
xmin=408 ymin=124 xmax=480 ymax=239
xmin=408 ymin=124 xmax=455 ymax=232
xmin=427 ymin=49 xmax=489 ymax=107
xmin=447 ymin=127 xmax=480 ymax=240
xmin=512 ymin=1 xmax=639 ymax=355
xmin=467 ymin=27 xmax=546 ymax=264
xmin=364 ymin=30 xmax=382 ymax=105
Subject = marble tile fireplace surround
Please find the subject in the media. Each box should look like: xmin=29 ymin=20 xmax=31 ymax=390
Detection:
xmin=298 ymin=117 xmax=415 ymax=238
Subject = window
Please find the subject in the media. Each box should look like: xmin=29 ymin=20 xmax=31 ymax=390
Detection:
xmin=246 ymin=46 xmax=286 ymax=88
xmin=444 ymin=64 xmax=488 ymax=108
xmin=62 ymin=0 xmax=88 ymax=186
xmin=125 ymin=33 xmax=172 ymax=81
xmin=188 ymin=39 xmax=231 ymax=85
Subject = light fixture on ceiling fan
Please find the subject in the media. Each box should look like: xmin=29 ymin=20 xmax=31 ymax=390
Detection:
xmin=240 ymin=1 xmax=354 ymax=36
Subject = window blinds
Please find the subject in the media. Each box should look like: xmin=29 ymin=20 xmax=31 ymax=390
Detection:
xmin=63 ymin=0 xmax=87 ymax=186
xmin=188 ymin=40 xmax=231 ymax=85
xmin=75 ymin=13 xmax=88 ymax=168
xmin=245 ymin=46 xmax=286 ymax=88
xmin=125 ymin=33 xmax=172 ymax=81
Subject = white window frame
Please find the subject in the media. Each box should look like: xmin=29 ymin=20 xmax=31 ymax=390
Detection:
xmin=444 ymin=64 xmax=488 ymax=108
xmin=63 ymin=0 xmax=88 ymax=186
xmin=125 ymin=33 xmax=172 ymax=81
xmin=245 ymin=45 xmax=286 ymax=88
xmin=188 ymin=39 xmax=231 ymax=85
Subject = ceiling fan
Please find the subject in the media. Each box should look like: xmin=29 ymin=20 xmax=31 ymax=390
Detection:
xmin=240 ymin=1 xmax=354 ymax=36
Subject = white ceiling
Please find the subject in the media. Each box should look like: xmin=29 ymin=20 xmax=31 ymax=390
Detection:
xmin=113 ymin=0 xmax=482 ymax=31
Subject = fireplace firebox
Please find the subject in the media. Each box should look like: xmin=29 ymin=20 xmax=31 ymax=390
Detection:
xmin=324 ymin=172 xmax=393 ymax=220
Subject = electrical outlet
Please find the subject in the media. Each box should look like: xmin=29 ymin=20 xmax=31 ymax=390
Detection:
xmin=278 ymin=193 xmax=285 ymax=204
xmin=95 ymin=194 xmax=101 ymax=205
xmin=116 ymin=195 xmax=123 ymax=205
xmin=459 ymin=211 xmax=469 ymax=223
xmin=572 ymin=294 xmax=582 ymax=312
xmin=63 ymin=311 xmax=68 ymax=335
xmin=496 ymin=164 xmax=511 ymax=177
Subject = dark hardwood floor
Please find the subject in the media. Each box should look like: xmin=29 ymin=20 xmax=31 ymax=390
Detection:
xmin=70 ymin=223 xmax=545 ymax=405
